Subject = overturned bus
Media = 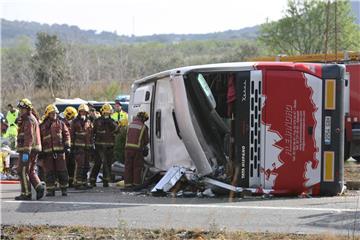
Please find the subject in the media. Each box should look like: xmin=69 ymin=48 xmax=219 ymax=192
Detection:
xmin=128 ymin=62 xmax=346 ymax=196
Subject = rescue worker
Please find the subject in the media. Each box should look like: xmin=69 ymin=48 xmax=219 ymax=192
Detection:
xmin=62 ymin=106 xmax=77 ymax=187
xmin=111 ymin=100 xmax=128 ymax=125
xmin=124 ymin=111 xmax=149 ymax=189
xmin=112 ymin=100 xmax=128 ymax=166
xmin=40 ymin=104 xmax=71 ymax=196
xmin=5 ymin=104 xmax=19 ymax=149
xmin=71 ymin=104 xmax=93 ymax=190
xmin=15 ymin=98 xmax=45 ymax=200
xmin=90 ymin=103 xmax=118 ymax=187
xmin=114 ymin=118 xmax=128 ymax=163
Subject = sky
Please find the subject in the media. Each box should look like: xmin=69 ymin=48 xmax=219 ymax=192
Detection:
xmin=1 ymin=0 xmax=289 ymax=36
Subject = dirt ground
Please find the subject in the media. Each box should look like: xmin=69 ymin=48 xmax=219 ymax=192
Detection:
xmin=2 ymin=225 xmax=359 ymax=240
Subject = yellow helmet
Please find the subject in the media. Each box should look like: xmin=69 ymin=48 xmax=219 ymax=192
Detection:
xmin=137 ymin=111 xmax=149 ymax=122
xmin=78 ymin=104 xmax=89 ymax=113
xmin=119 ymin=118 xmax=128 ymax=127
xmin=100 ymin=103 xmax=113 ymax=114
xmin=64 ymin=106 xmax=77 ymax=120
xmin=44 ymin=104 xmax=59 ymax=118
xmin=17 ymin=98 xmax=33 ymax=109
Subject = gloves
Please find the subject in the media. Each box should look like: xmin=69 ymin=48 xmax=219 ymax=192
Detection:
xmin=22 ymin=153 xmax=29 ymax=162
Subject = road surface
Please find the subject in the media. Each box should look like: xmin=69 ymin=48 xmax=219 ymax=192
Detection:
xmin=1 ymin=184 xmax=360 ymax=235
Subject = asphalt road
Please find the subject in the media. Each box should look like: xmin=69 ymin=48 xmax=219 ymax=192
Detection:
xmin=1 ymin=184 xmax=360 ymax=235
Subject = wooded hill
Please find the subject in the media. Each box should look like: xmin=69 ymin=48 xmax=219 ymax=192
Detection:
xmin=1 ymin=0 xmax=359 ymax=113
xmin=1 ymin=19 xmax=259 ymax=47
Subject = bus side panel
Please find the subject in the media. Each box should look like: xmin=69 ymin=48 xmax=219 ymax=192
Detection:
xmin=262 ymin=70 xmax=322 ymax=195
xmin=347 ymin=64 xmax=360 ymax=122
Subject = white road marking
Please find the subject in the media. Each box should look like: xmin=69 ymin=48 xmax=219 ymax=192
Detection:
xmin=3 ymin=200 xmax=359 ymax=213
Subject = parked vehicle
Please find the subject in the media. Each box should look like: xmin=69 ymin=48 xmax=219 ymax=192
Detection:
xmin=128 ymin=62 xmax=346 ymax=196
xmin=53 ymin=98 xmax=128 ymax=113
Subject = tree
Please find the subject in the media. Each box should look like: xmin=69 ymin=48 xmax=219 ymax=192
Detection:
xmin=1 ymin=36 xmax=35 ymax=103
xmin=31 ymin=32 xmax=69 ymax=97
xmin=259 ymin=0 xmax=360 ymax=55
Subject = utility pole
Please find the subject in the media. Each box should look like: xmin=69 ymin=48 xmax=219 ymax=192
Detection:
xmin=334 ymin=0 xmax=338 ymax=60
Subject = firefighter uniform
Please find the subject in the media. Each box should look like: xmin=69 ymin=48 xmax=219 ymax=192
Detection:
xmin=71 ymin=104 xmax=93 ymax=189
xmin=15 ymin=98 xmax=45 ymax=201
xmin=63 ymin=106 xmax=77 ymax=187
xmin=90 ymin=104 xmax=118 ymax=187
xmin=40 ymin=104 xmax=71 ymax=196
xmin=124 ymin=112 xmax=149 ymax=187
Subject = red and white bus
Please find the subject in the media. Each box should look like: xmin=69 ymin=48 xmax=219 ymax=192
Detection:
xmin=129 ymin=62 xmax=346 ymax=196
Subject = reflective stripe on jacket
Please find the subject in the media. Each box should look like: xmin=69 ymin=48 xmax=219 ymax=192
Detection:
xmin=17 ymin=112 xmax=41 ymax=153
xmin=125 ymin=118 xmax=149 ymax=151
xmin=40 ymin=118 xmax=71 ymax=153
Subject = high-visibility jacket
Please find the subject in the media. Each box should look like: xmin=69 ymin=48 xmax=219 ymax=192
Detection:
xmin=111 ymin=110 xmax=128 ymax=124
xmin=70 ymin=116 xmax=93 ymax=148
xmin=40 ymin=118 xmax=71 ymax=153
xmin=125 ymin=118 xmax=149 ymax=151
xmin=5 ymin=110 xmax=19 ymax=137
xmin=17 ymin=112 xmax=42 ymax=153
xmin=93 ymin=116 xmax=118 ymax=147
xmin=6 ymin=109 xmax=18 ymax=125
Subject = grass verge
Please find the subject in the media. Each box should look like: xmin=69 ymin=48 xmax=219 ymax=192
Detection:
xmin=1 ymin=225 xmax=359 ymax=240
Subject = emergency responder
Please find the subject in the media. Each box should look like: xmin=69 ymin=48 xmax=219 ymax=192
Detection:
xmin=111 ymin=100 xmax=128 ymax=125
xmin=114 ymin=118 xmax=128 ymax=164
xmin=5 ymin=104 xmax=19 ymax=149
xmin=71 ymin=104 xmax=93 ymax=190
xmin=40 ymin=104 xmax=71 ymax=196
xmin=112 ymin=100 xmax=128 ymax=167
xmin=15 ymin=98 xmax=45 ymax=200
xmin=62 ymin=106 xmax=77 ymax=187
xmin=124 ymin=111 xmax=149 ymax=189
xmin=90 ymin=103 xmax=118 ymax=187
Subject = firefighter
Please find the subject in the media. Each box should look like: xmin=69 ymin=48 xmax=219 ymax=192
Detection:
xmin=114 ymin=118 xmax=128 ymax=164
xmin=62 ymin=106 xmax=77 ymax=187
xmin=124 ymin=111 xmax=149 ymax=189
xmin=90 ymin=103 xmax=118 ymax=187
xmin=111 ymin=100 xmax=128 ymax=125
xmin=71 ymin=104 xmax=93 ymax=190
xmin=40 ymin=104 xmax=71 ymax=196
xmin=15 ymin=98 xmax=45 ymax=200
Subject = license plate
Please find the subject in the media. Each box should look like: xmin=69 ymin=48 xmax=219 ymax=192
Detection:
xmin=324 ymin=116 xmax=331 ymax=145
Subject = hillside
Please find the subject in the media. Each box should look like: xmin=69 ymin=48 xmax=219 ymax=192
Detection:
xmin=1 ymin=19 xmax=259 ymax=47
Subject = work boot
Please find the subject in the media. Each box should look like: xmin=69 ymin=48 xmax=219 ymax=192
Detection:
xmin=36 ymin=183 xmax=45 ymax=200
xmin=15 ymin=194 xmax=32 ymax=201
xmin=46 ymin=190 xmax=55 ymax=197
xmin=61 ymin=188 xmax=67 ymax=196
xmin=132 ymin=184 xmax=143 ymax=191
